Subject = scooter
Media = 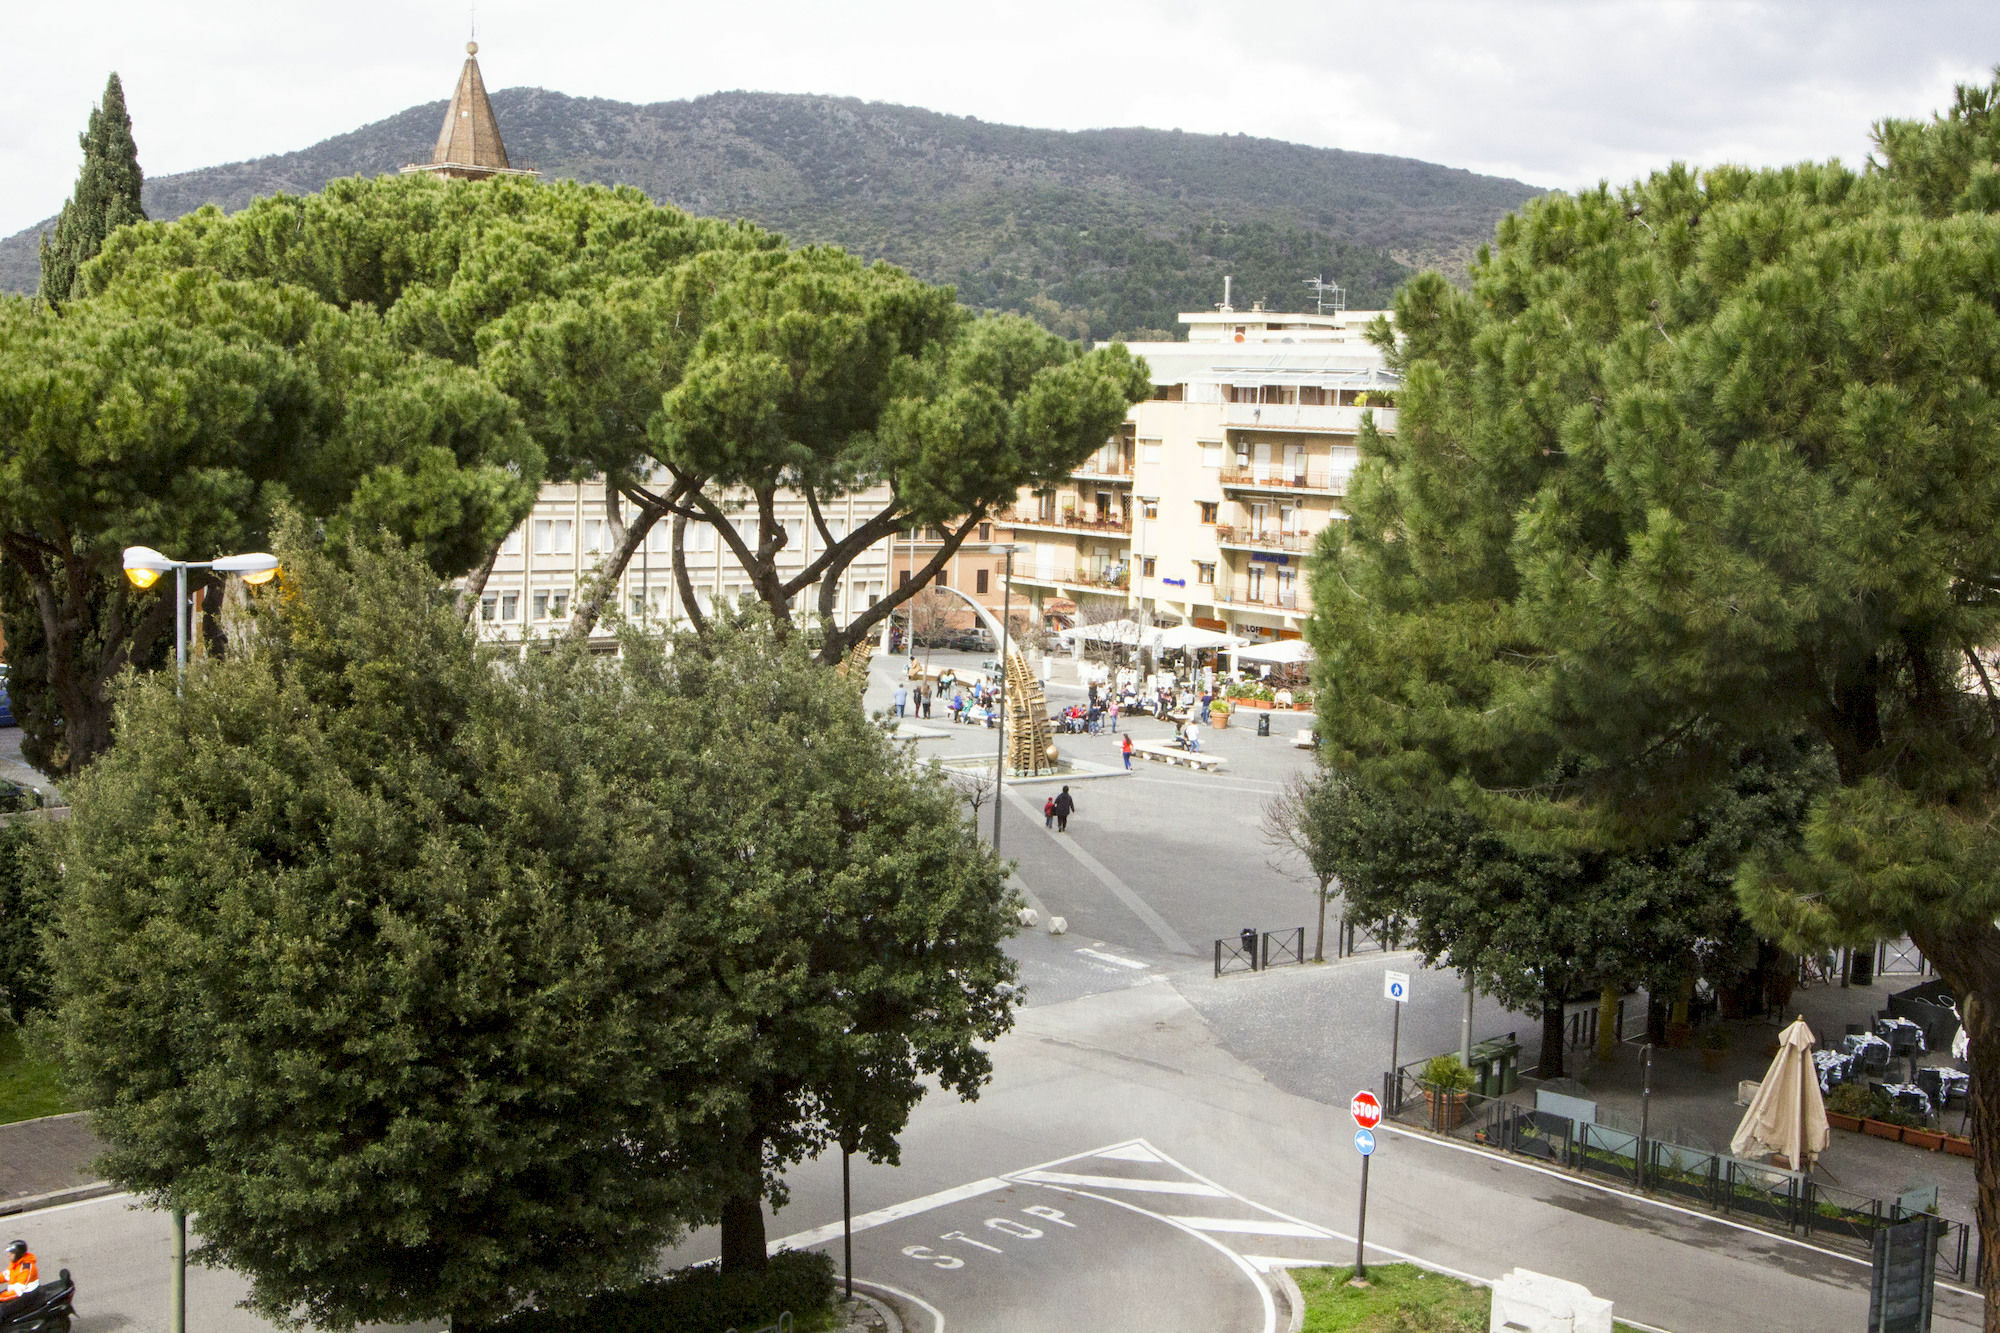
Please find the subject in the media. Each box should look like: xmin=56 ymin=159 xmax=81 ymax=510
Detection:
xmin=0 ymin=1270 xmax=76 ymax=1333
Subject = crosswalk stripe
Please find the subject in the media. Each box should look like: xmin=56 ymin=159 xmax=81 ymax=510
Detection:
xmin=1169 ymin=1216 xmax=1334 ymax=1239
xmin=1075 ymin=947 xmax=1148 ymax=970
xmin=1013 ymin=1169 xmax=1229 ymax=1196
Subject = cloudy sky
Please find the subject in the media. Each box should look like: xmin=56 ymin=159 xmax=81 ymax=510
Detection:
xmin=5 ymin=0 xmax=1996 ymax=240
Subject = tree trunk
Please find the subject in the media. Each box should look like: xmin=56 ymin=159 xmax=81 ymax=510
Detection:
xmin=1539 ymin=1000 xmax=1566 ymax=1080
xmin=1313 ymin=878 xmax=1329 ymax=964
xmin=570 ymin=497 xmax=663 ymax=640
xmin=1596 ymin=984 xmax=1620 ymax=1064
xmin=454 ymin=539 xmax=503 ymax=623
xmin=720 ymin=1190 xmax=769 ymax=1276
xmin=1912 ymin=922 xmax=2000 ymax=1325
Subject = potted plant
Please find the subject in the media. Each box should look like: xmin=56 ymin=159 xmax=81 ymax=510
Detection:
xmin=1698 ymin=1026 xmax=1729 ymax=1073
xmin=1945 ymin=1133 xmax=1975 ymax=1158
xmin=1903 ymin=1121 xmax=1948 ymax=1152
xmin=1422 ymin=1054 xmax=1476 ymax=1131
xmin=1825 ymin=1083 xmax=1883 ymax=1134
xmin=1210 ymin=699 xmax=1232 ymax=729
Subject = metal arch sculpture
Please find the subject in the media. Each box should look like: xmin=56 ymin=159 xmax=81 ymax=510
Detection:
xmin=916 ymin=583 xmax=1060 ymax=776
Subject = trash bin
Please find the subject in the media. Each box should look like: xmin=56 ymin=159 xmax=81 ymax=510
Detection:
xmin=1256 ymin=712 xmax=1271 ymax=737
xmin=1469 ymin=1035 xmax=1522 ymax=1096
xmin=1241 ymin=927 xmax=1259 ymax=970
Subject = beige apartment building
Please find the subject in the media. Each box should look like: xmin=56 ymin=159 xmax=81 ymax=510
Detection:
xmin=472 ymin=477 xmax=895 ymax=644
xmin=998 ymin=303 xmax=1397 ymax=644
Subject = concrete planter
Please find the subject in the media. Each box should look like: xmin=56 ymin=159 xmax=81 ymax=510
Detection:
xmin=1945 ymin=1134 xmax=1975 ymax=1158
xmin=1862 ymin=1119 xmax=1905 ymax=1142
xmin=1904 ymin=1127 xmax=1947 ymax=1152
xmin=1827 ymin=1111 xmax=1864 ymax=1133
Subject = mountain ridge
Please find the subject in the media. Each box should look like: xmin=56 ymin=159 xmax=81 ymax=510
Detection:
xmin=1 ymin=88 xmax=1546 ymax=338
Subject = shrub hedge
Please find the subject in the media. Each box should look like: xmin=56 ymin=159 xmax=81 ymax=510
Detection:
xmin=496 ymin=1249 xmax=836 ymax=1333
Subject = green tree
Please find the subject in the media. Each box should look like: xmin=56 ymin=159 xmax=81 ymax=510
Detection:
xmin=37 ymin=72 xmax=146 ymax=309
xmin=42 ymin=532 xmax=697 ymax=1331
xmin=586 ymin=611 xmax=1018 ymax=1273
xmin=1309 ymin=71 xmax=2000 ymax=1308
xmin=0 ymin=821 xmax=44 ymax=1026
xmin=0 ymin=274 xmax=537 ymax=776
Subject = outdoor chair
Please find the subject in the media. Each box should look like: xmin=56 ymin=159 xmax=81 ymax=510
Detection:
xmin=1855 ymin=1043 xmax=1892 ymax=1077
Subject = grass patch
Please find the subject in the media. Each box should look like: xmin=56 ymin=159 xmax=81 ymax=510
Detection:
xmin=0 ymin=1025 xmax=72 ymax=1124
xmin=1294 ymin=1263 xmax=1647 ymax=1332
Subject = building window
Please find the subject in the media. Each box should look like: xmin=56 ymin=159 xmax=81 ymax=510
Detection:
xmin=501 ymin=529 xmax=523 ymax=557
xmin=533 ymin=519 xmax=573 ymax=556
xmin=1199 ymin=502 xmax=1218 ymax=525
xmin=978 ymin=523 xmax=991 ymax=541
xmin=630 ymin=592 xmax=645 ymax=617
xmin=1142 ymin=556 xmax=1156 ymax=577
xmin=1196 ymin=563 xmax=1216 ymax=585
xmin=500 ymin=591 xmax=518 ymax=621
xmin=1143 ymin=500 xmax=1159 ymax=520
xmin=532 ymin=591 xmax=549 ymax=620
xmin=1200 ymin=442 xmax=1223 ymax=468
xmin=551 ymin=591 xmax=569 ymax=618
xmin=480 ymin=594 xmax=498 ymax=622
xmin=583 ymin=520 xmax=607 ymax=554
xmin=936 ymin=569 xmax=948 ymax=588
xmin=900 ymin=570 xmax=913 ymax=587
xmin=976 ymin=569 xmax=990 ymax=594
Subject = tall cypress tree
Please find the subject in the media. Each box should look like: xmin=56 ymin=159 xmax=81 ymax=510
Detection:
xmin=37 ymin=72 xmax=146 ymax=307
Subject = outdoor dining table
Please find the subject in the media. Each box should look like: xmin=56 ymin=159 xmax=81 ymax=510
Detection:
xmin=1875 ymin=1015 xmax=1928 ymax=1052
xmin=1916 ymin=1066 xmax=1971 ymax=1107
xmin=1813 ymin=1048 xmax=1855 ymax=1092
xmin=1842 ymin=1032 xmax=1891 ymax=1060
xmin=1873 ymin=1082 xmax=1935 ymax=1120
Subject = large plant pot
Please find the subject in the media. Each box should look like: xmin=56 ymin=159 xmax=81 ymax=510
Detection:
xmin=1425 ymin=1089 xmax=1470 ymax=1131
xmin=1827 ymin=1111 xmax=1864 ymax=1133
xmin=1862 ymin=1119 xmax=1905 ymax=1142
xmin=1904 ymin=1128 xmax=1947 ymax=1152
xmin=1211 ymin=710 xmax=1229 ymax=729
xmin=1945 ymin=1135 xmax=1975 ymax=1158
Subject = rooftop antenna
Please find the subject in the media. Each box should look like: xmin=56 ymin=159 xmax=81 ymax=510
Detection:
xmin=1218 ymin=275 xmax=1234 ymax=314
xmin=1303 ymin=274 xmax=1346 ymax=316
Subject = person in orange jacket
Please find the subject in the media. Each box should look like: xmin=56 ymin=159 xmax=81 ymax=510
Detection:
xmin=0 ymin=1238 xmax=36 ymax=1302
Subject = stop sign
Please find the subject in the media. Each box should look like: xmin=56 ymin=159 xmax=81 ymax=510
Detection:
xmin=1351 ymin=1090 xmax=1382 ymax=1130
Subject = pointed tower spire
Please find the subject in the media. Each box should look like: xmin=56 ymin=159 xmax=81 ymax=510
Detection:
xmin=402 ymin=41 xmax=537 ymax=182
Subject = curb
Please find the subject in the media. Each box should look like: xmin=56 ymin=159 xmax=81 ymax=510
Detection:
xmin=1272 ymin=1264 xmax=1306 ymax=1333
xmin=856 ymin=1291 xmax=903 ymax=1333
xmin=0 ymin=1182 xmax=118 ymax=1217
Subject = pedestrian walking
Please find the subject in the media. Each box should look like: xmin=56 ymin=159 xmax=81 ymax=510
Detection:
xmin=1044 ymin=796 xmax=1056 ymax=829
xmin=1052 ymin=785 xmax=1076 ymax=833
xmin=1121 ymin=734 xmax=1133 ymax=770
xmin=1182 ymin=718 xmax=1201 ymax=753
xmin=921 ymin=686 xmax=933 ymax=719
xmin=893 ymin=683 xmax=908 ymax=717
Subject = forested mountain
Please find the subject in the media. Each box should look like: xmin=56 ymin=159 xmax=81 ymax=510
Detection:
xmin=1 ymin=88 xmax=1545 ymax=339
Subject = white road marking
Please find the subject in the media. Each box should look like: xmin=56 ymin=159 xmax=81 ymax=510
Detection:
xmin=1001 ymin=788 xmax=1196 ymax=954
xmin=1168 ymin=1216 xmax=1332 ymax=1238
xmin=1011 ymin=1169 xmax=1228 ymax=1196
xmin=1096 ymin=1143 xmax=1162 ymax=1164
xmin=852 ymin=1278 xmax=947 ymax=1333
xmin=1074 ymin=947 xmax=1148 ymax=970
xmin=766 ymin=1178 xmax=1008 ymax=1253
xmin=1035 ymin=1185 xmax=1278 ymax=1333
xmin=1242 ymin=1255 xmax=1340 ymax=1273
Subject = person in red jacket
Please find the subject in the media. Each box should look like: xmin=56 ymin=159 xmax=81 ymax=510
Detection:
xmin=0 ymin=1238 xmax=37 ymax=1302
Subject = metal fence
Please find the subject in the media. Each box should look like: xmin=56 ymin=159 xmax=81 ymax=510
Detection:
xmin=1459 ymin=1098 xmax=1976 ymax=1282
xmin=1334 ymin=917 xmax=1394 ymax=958
xmin=1213 ymin=927 xmax=1307 ymax=978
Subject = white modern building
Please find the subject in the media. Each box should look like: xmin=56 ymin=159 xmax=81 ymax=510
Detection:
xmin=1000 ymin=299 xmax=1397 ymax=643
xmin=472 ymin=477 xmax=895 ymax=644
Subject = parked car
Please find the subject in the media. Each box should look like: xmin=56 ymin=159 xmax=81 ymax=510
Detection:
xmin=948 ymin=628 xmax=995 ymax=652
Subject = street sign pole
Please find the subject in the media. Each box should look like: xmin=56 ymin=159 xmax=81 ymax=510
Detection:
xmin=1390 ymin=1004 xmax=1401 ymax=1102
xmin=1354 ymin=1150 xmax=1370 ymax=1281
xmin=1384 ymin=971 xmax=1410 ymax=1110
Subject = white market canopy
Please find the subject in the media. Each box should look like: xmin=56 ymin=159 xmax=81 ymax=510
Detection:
xmin=1059 ymin=619 xmax=1147 ymax=645
xmin=1234 ymin=639 xmax=1315 ymax=666
xmin=1152 ymin=625 xmax=1247 ymax=652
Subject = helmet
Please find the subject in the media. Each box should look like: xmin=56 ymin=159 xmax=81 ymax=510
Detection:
xmin=4 ymin=1239 xmax=22 ymax=1258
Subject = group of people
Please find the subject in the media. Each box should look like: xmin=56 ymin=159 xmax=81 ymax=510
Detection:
xmin=890 ymin=681 xmax=936 ymax=719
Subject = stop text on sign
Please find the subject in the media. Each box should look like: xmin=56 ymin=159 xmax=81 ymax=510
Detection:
xmin=1351 ymin=1090 xmax=1382 ymax=1130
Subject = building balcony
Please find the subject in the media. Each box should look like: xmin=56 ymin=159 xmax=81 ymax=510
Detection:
xmin=1220 ymin=463 xmax=1345 ymax=496
xmin=998 ymin=508 xmax=1134 ymax=536
xmin=1213 ymin=524 xmax=1318 ymax=555
xmin=1010 ymin=561 xmax=1132 ymax=593
xmin=1215 ymin=576 xmax=1305 ymax=612
xmin=1224 ymin=402 xmax=1395 ymax=435
xmin=1071 ymin=456 xmax=1135 ymax=482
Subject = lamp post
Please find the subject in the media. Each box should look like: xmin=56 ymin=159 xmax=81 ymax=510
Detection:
xmin=123 ymin=545 xmax=276 ymax=1333
xmin=123 ymin=547 xmax=280 ymax=696
xmin=990 ymin=545 xmax=1017 ymax=853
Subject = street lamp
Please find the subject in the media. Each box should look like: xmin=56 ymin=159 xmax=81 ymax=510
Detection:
xmin=123 ymin=543 xmax=279 ymax=1333
xmin=990 ymin=545 xmax=1017 ymax=854
xmin=124 ymin=547 xmax=279 ymax=696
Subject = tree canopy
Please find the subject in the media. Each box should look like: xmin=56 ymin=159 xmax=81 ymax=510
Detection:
xmin=41 ymin=532 xmax=1019 ymax=1324
xmin=38 ymin=72 xmax=145 ymax=308
xmin=1307 ymin=70 xmax=2000 ymax=1303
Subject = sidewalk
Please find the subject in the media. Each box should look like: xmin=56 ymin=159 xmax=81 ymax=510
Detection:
xmin=1538 ymin=972 xmax=1977 ymax=1222
xmin=0 ymin=1112 xmax=107 ymax=1214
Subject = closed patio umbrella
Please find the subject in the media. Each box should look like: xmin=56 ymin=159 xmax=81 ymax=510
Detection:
xmin=1730 ymin=1016 xmax=1830 ymax=1171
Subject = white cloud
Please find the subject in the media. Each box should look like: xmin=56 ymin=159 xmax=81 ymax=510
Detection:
xmin=5 ymin=0 xmax=1997 ymax=238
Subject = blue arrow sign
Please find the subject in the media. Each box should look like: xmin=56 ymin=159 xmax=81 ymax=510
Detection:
xmin=1354 ymin=1128 xmax=1376 ymax=1156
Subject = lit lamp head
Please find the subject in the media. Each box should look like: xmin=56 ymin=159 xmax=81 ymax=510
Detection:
xmin=214 ymin=552 xmax=281 ymax=586
xmin=122 ymin=546 xmax=173 ymax=590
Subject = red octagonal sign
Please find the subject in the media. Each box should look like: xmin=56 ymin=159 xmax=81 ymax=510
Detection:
xmin=1351 ymin=1090 xmax=1382 ymax=1130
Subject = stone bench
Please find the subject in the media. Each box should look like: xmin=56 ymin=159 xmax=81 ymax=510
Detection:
xmin=1133 ymin=743 xmax=1227 ymax=772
